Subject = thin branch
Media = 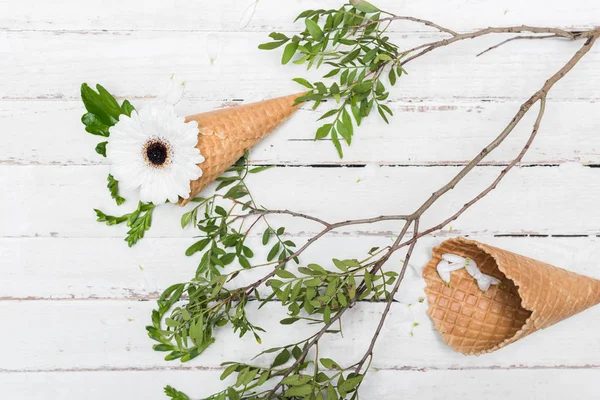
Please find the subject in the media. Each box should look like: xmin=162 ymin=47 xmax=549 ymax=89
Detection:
xmin=476 ymin=34 xmax=560 ymax=57
xmin=363 ymin=15 xmax=459 ymax=37
xmin=401 ymin=26 xmax=597 ymax=66
xmin=354 ymin=219 xmax=420 ymax=374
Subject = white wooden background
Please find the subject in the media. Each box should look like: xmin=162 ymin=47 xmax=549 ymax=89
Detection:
xmin=2 ymin=0 xmax=600 ymax=398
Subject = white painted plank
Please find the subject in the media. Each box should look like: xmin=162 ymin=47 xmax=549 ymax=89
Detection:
xmin=1 ymin=164 xmax=600 ymax=238
xmin=3 ymin=31 xmax=600 ymax=101
xmin=3 ymin=99 xmax=600 ymax=165
xmin=1 ymin=299 xmax=599 ymax=371
xmin=3 ymin=236 xmax=600 ymax=299
xmin=1 ymin=369 xmax=598 ymax=400
xmin=2 ymin=0 xmax=598 ymax=32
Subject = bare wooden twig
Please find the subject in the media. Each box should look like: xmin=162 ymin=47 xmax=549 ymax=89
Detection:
xmin=258 ymin=25 xmax=599 ymax=400
xmin=476 ymin=34 xmax=560 ymax=57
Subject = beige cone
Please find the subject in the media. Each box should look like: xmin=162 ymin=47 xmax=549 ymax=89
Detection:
xmin=423 ymin=237 xmax=600 ymax=355
xmin=179 ymin=93 xmax=304 ymax=206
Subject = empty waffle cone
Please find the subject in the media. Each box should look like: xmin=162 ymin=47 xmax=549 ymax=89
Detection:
xmin=423 ymin=237 xmax=600 ymax=355
xmin=179 ymin=93 xmax=303 ymax=206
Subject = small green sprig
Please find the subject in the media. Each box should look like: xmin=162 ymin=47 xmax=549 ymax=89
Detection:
xmin=181 ymin=155 xmax=297 ymax=280
xmin=95 ymin=201 xmax=155 ymax=247
xmin=107 ymin=174 xmax=126 ymax=206
xmin=259 ymin=2 xmax=405 ymax=157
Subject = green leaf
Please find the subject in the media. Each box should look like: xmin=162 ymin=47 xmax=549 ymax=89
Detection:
xmin=258 ymin=40 xmax=287 ymax=50
xmin=227 ymin=387 xmax=239 ymax=400
xmin=81 ymin=113 xmax=110 ymax=137
xmin=351 ymin=0 xmax=380 ymax=13
xmin=319 ymin=358 xmax=338 ymax=369
xmin=341 ymin=48 xmax=361 ymax=64
xmin=275 ymin=269 xmax=296 ymax=279
xmin=323 ymin=68 xmax=340 ymax=78
xmin=352 ymin=81 xmax=373 ymax=94
xmin=305 ymin=18 xmax=324 ymax=40
xmin=284 ymin=384 xmax=313 ymax=397
xmin=315 ymin=124 xmax=333 ymax=140
xmin=80 ymin=83 xmax=121 ymax=126
xmin=249 ymin=165 xmax=273 ymax=174
xmin=280 ymin=317 xmax=300 ymax=325
xmin=185 ymin=238 xmax=210 ymax=256
xmin=271 ymin=349 xmax=290 ymax=368
xmin=267 ymin=243 xmax=280 ymax=262
xmin=164 ymin=385 xmax=190 ymax=400
xmin=282 ymin=41 xmax=299 ymax=64
xmin=295 ymin=10 xmax=315 ymax=22
xmin=220 ymin=364 xmax=239 ymax=381
xmin=331 ymin=129 xmax=343 ymax=158
xmin=282 ymin=374 xmax=312 ymax=386
xmin=95 ymin=141 xmax=108 ymax=157
xmin=339 ymin=375 xmax=363 ymax=394
xmin=292 ymin=77 xmax=314 ymax=89
xmin=388 ymin=68 xmax=397 ymax=86
xmin=121 ymin=99 xmax=135 ymax=116
xmin=106 ymin=174 xmax=125 ymax=206
xmin=262 ymin=228 xmax=271 ymax=245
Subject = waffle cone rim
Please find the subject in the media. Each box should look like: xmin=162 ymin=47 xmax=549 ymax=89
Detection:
xmin=424 ymin=237 xmax=540 ymax=355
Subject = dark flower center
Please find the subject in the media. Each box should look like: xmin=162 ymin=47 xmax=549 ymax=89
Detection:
xmin=143 ymin=139 xmax=172 ymax=168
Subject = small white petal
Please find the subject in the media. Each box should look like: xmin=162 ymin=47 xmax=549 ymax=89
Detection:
xmin=437 ymin=267 xmax=451 ymax=283
xmin=477 ymin=278 xmax=492 ymax=292
xmin=206 ymin=33 xmax=220 ymax=63
xmin=156 ymin=75 xmax=185 ymax=106
xmin=239 ymin=1 xmax=258 ymax=29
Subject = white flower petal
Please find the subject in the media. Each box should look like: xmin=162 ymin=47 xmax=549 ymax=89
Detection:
xmin=156 ymin=75 xmax=185 ymax=106
xmin=106 ymin=104 xmax=202 ymax=205
xmin=206 ymin=34 xmax=220 ymax=62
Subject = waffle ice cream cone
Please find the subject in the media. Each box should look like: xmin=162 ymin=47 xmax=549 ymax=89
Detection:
xmin=424 ymin=237 xmax=600 ymax=355
xmin=179 ymin=93 xmax=303 ymax=206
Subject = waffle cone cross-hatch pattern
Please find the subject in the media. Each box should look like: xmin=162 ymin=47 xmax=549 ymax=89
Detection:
xmin=423 ymin=237 xmax=600 ymax=355
xmin=179 ymin=93 xmax=304 ymax=206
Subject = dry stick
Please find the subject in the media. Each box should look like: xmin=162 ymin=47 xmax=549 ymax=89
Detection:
xmin=350 ymin=35 xmax=597 ymax=376
xmin=401 ymin=26 xmax=596 ymax=66
xmin=354 ymin=219 xmax=420 ymax=374
xmin=393 ymin=34 xmax=598 ymax=251
xmin=362 ymin=15 xmax=459 ymax=37
xmin=248 ymin=208 xmax=409 ymax=228
xmin=263 ymin=31 xmax=598 ymax=399
xmin=476 ymin=34 xmax=560 ymax=57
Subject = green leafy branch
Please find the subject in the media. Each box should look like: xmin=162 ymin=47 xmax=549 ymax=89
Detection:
xmin=259 ymin=2 xmax=404 ymax=157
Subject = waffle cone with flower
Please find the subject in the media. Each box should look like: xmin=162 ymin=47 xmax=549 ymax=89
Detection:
xmin=179 ymin=93 xmax=303 ymax=206
xmin=423 ymin=237 xmax=600 ymax=355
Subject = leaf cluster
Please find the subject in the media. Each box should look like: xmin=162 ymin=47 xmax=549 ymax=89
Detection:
xmin=259 ymin=3 xmax=405 ymax=157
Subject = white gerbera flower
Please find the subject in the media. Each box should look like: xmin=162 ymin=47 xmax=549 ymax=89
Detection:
xmin=106 ymin=106 xmax=204 ymax=204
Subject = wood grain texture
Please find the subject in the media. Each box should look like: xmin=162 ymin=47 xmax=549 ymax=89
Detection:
xmin=3 ymin=100 xmax=600 ymax=165
xmin=2 ymin=165 xmax=600 ymax=238
xmin=3 ymin=236 xmax=600 ymax=300
xmin=2 ymin=0 xmax=598 ymax=32
xmin=1 ymin=300 xmax=599 ymax=372
xmin=2 ymin=369 xmax=598 ymax=400
xmin=2 ymin=0 xmax=600 ymax=397
xmin=2 ymin=31 xmax=600 ymax=101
